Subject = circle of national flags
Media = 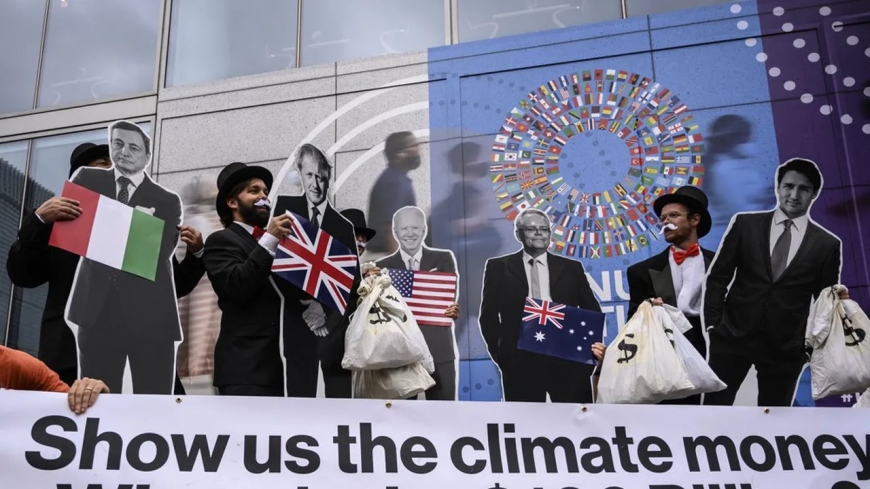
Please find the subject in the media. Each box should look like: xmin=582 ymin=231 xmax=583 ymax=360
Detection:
xmin=490 ymin=69 xmax=706 ymax=260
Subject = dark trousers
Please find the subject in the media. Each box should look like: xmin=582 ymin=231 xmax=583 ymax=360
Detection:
xmin=500 ymin=350 xmax=595 ymax=403
xmin=323 ymin=369 xmax=352 ymax=398
xmin=703 ymin=335 xmax=805 ymax=407
xmin=218 ymin=384 xmax=284 ymax=397
xmin=78 ymin=325 xmax=175 ymax=395
xmin=411 ymin=360 xmax=457 ymax=400
xmin=660 ymin=319 xmax=707 ymax=406
xmin=284 ymin=319 xmax=319 ymax=398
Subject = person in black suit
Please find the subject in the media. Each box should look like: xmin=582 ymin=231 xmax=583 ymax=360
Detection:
xmin=480 ymin=208 xmax=602 ymax=403
xmin=64 ymin=121 xmax=206 ymax=395
xmin=376 ymin=206 xmax=460 ymax=400
xmin=203 ymin=161 xmax=293 ymax=396
xmin=272 ymin=143 xmax=364 ymax=398
xmin=703 ymin=158 xmax=845 ymax=407
xmin=625 ymin=186 xmax=716 ymax=405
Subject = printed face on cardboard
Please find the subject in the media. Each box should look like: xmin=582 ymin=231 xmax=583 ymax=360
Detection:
xmin=109 ymin=120 xmax=152 ymax=177
xmin=392 ymin=207 xmax=427 ymax=257
xmin=514 ymin=209 xmax=551 ymax=256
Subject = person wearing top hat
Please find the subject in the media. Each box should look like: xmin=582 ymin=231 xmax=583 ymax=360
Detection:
xmin=703 ymin=158 xmax=844 ymax=407
xmin=271 ymin=144 xmax=364 ymax=398
xmin=312 ymin=208 xmax=377 ymax=398
xmin=202 ymin=161 xmax=295 ymax=396
xmin=623 ymin=185 xmax=717 ymax=405
xmin=6 ymin=140 xmax=204 ymax=390
xmin=63 ymin=121 xmax=206 ymax=395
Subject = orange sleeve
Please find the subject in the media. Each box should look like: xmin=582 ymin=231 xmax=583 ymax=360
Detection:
xmin=0 ymin=346 xmax=70 ymax=393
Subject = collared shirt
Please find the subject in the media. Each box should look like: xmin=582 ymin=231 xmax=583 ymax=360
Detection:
xmin=235 ymin=221 xmax=279 ymax=257
xmin=668 ymin=247 xmax=705 ymax=317
xmin=769 ymin=207 xmax=809 ymax=268
xmin=399 ymin=247 xmax=423 ymax=271
xmin=522 ymin=251 xmax=551 ymax=301
xmin=114 ymin=168 xmax=146 ymax=201
xmin=306 ymin=198 xmax=328 ymax=227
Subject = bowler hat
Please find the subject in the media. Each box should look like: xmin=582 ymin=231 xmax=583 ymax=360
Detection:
xmin=653 ymin=186 xmax=712 ymax=238
xmin=69 ymin=142 xmax=109 ymax=177
xmin=215 ymin=162 xmax=273 ymax=219
xmin=340 ymin=208 xmax=376 ymax=241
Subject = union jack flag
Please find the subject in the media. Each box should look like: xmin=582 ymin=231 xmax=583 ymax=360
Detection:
xmin=272 ymin=211 xmax=358 ymax=314
xmin=522 ymin=297 xmax=566 ymax=328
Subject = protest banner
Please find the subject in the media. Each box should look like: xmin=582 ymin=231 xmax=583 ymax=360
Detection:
xmin=0 ymin=390 xmax=867 ymax=489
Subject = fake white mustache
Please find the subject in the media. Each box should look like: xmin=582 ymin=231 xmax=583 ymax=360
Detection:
xmin=254 ymin=198 xmax=271 ymax=209
xmin=659 ymin=223 xmax=678 ymax=234
xmin=356 ymin=240 xmax=367 ymax=250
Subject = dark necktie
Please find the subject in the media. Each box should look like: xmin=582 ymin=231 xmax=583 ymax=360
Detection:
xmin=771 ymin=219 xmax=793 ymax=280
xmin=117 ymin=176 xmax=132 ymax=205
xmin=311 ymin=206 xmax=321 ymax=227
xmin=529 ymin=258 xmax=541 ymax=299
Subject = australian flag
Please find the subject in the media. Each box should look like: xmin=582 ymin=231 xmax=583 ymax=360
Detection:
xmin=271 ymin=211 xmax=358 ymax=314
xmin=517 ymin=297 xmax=606 ymax=365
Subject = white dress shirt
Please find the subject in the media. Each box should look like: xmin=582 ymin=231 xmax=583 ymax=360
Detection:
xmin=769 ymin=207 xmax=809 ymax=268
xmin=522 ymin=251 xmax=551 ymax=301
xmin=114 ymin=168 xmax=146 ymax=201
xmin=235 ymin=221 xmax=279 ymax=257
xmin=668 ymin=248 xmax=705 ymax=317
xmin=399 ymin=247 xmax=424 ymax=271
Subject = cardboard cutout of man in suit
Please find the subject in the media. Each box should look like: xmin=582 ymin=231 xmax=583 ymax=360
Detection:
xmin=376 ymin=206 xmax=460 ymax=400
xmin=703 ymin=158 xmax=845 ymax=407
xmin=625 ymin=186 xmax=716 ymax=405
xmin=64 ymin=120 xmax=205 ymax=395
xmin=272 ymin=143 xmax=363 ymax=398
xmin=480 ymin=208 xmax=602 ymax=403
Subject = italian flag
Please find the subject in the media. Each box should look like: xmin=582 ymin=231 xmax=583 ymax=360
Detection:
xmin=49 ymin=181 xmax=164 ymax=281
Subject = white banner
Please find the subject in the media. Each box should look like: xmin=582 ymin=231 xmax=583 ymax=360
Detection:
xmin=0 ymin=391 xmax=867 ymax=489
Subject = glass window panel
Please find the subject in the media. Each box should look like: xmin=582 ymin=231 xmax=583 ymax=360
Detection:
xmin=0 ymin=141 xmax=29 ymax=348
xmin=167 ymin=0 xmax=299 ymax=87
xmin=37 ymin=0 xmax=161 ymax=109
xmin=301 ymin=0 xmax=445 ymax=66
xmin=458 ymin=0 xmax=622 ymax=43
xmin=626 ymin=0 xmax=739 ymax=17
xmin=0 ymin=0 xmax=46 ymax=115
xmin=7 ymin=123 xmax=151 ymax=356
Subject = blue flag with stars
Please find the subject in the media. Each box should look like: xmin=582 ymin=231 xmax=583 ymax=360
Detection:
xmin=517 ymin=297 xmax=606 ymax=365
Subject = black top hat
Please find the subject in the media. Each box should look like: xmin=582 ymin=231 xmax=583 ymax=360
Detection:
xmin=215 ymin=162 xmax=274 ymax=219
xmin=653 ymin=186 xmax=712 ymax=238
xmin=340 ymin=208 xmax=376 ymax=241
xmin=69 ymin=142 xmax=109 ymax=177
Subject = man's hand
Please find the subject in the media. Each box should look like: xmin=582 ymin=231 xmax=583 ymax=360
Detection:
xmin=68 ymin=377 xmax=109 ymax=414
xmin=649 ymin=297 xmax=664 ymax=306
xmin=363 ymin=266 xmax=381 ymax=278
xmin=36 ymin=197 xmax=81 ymax=224
xmin=267 ymin=214 xmax=292 ymax=239
xmin=592 ymin=342 xmax=606 ymax=362
xmin=178 ymin=225 xmax=204 ymax=254
xmin=838 ymin=290 xmax=850 ymax=300
xmin=444 ymin=303 xmax=460 ymax=319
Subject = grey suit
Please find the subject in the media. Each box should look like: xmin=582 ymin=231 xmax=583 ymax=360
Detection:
xmin=377 ymin=247 xmax=458 ymax=400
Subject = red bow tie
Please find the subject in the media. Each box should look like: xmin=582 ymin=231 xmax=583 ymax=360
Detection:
xmin=252 ymin=226 xmax=266 ymax=240
xmin=672 ymin=243 xmax=700 ymax=265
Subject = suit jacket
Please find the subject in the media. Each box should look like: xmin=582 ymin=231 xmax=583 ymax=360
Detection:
xmin=272 ymin=196 xmax=362 ymax=369
xmin=626 ymin=246 xmax=716 ymax=322
xmin=376 ymin=247 xmax=458 ymax=362
xmin=203 ymin=223 xmax=284 ymax=386
xmin=65 ymin=168 xmax=188 ymax=341
xmin=7 ymin=198 xmax=204 ymax=373
xmin=703 ymin=211 xmax=841 ymax=357
xmin=480 ymin=251 xmax=601 ymax=366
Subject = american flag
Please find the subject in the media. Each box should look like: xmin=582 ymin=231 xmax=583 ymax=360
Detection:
xmin=272 ymin=211 xmax=358 ymax=314
xmin=386 ymin=269 xmax=457 ymax=327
